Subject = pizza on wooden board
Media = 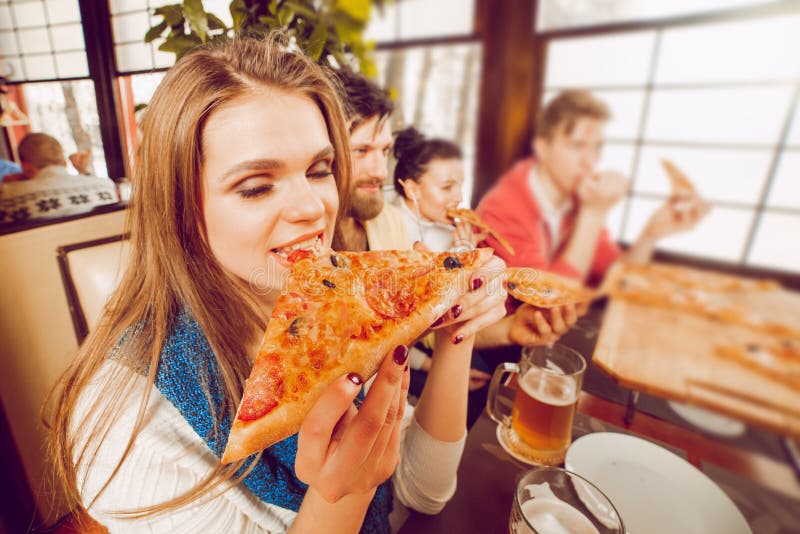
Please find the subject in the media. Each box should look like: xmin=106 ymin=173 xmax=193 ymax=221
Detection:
xmin=715 ymin=339 xmax=800 ymax=388
xmin=607 ymin=262 xmax=797 ymax=338
xmin=446 ymin=207 xmax=516 ymax=256
xmin=221 ymin=247 xmax=492 ymax=463
xmin=619 ymin=262 xmax=779 ymax=293
xmin=503 ymin=267 xmax=595 ymax=308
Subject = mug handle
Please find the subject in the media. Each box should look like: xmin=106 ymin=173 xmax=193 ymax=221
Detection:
xmin=486 ymin=362 xmax=519 ymax=428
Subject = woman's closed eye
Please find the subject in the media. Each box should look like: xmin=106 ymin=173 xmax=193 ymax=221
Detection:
xmin=307 ymin=160 xmax=334 ymax=180
xmin=237 ymin=177 xmax=274 ymax=199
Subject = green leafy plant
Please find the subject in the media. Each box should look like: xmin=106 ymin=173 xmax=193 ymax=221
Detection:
xmin=145 ymin=0 xmax=386 ymax=76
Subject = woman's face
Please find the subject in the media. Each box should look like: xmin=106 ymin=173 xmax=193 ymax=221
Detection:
xmin=405 ymin=157 xmax=464 ymax=224
xmin=202 ymin=88 xmax=338 ymax=305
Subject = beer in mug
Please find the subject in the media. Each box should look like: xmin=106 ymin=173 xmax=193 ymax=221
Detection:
xmin=488 ymin=344 xmax=586 ymax=465
xmin=511 ymin=369 xmax=578 ymax=456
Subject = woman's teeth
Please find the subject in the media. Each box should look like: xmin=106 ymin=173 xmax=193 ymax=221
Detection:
xmin=273 ymin=235 xmax=322 ymax=258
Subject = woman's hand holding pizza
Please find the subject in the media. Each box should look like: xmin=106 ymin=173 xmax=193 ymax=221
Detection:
xmin=430 ymin=255 xmax=508 ymax=344
xmin=295 ymin=347 xmax=410 ymax=503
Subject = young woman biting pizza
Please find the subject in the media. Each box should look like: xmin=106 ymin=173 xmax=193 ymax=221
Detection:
xmin=45 ymin=35 xmax=506 ymax=533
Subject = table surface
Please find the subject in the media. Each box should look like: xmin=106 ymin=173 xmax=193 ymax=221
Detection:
xmin=398 ymin=304 xmax=800 ymax=533
xmin=398 ymin=396 xmax=800 ymax=534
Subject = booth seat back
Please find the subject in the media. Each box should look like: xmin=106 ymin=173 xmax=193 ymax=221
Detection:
xmin=57 ymin=235 xmax=131 ymax=344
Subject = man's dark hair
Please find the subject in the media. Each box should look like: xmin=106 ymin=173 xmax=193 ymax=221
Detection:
xmin=331 ymin=66 xmax=394 ymax=132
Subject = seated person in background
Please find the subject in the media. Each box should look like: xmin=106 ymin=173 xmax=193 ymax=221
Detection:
xmin=392 ymin=126 xmax=486 ymax=251
xmin=390 ymin=125 xmax=586 ymax=421
xmin=0 ymin=133 xmax=117 ymax=223
xmin=477 ymin=90 xmax=710 ymax=284
xmin=333 ymin=68 xmax=580 ymax=351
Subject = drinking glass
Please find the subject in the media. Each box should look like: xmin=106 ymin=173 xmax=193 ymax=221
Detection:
xmin=510 ymin=466 xmax=624 ymax=534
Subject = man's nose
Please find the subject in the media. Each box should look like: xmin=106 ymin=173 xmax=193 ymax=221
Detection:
xmin=368 ymin=152 xmax=388 ymax=180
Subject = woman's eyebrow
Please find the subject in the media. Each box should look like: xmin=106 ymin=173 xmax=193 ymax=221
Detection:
xmin=218 ymin=158 xmax=284 ymax=182
xmin=309 ymin=145 xmax=335 ymax=163
xmin=218 ymin=146 xmax=334 ymax=182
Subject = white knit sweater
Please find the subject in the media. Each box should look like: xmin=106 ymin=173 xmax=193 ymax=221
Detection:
xmin=74 ymin=360 xmax=466 ymax=533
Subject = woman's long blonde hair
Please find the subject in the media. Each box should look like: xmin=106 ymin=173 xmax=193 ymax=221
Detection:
xmin=46 ymin=34 xmax=352 ymax=518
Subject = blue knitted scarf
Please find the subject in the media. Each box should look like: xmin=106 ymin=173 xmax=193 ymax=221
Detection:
xmin=152 ymin=311 xmax=392 ymax=533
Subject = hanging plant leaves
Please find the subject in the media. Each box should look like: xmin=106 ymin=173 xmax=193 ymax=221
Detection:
xmin=183 ymin=0 xmax=210 ymax=42
xmin=158 ymin=34 xmax=203 ymax=59
xmin=146 ymin=0 xmax=378 ymax=79
xmin=153 ymin=4 xmax=184 ymax=27
xmin=336 ymin=0 xmax=371 ymax=23
xmin=144 ymin=20 xmax=168 ymax=43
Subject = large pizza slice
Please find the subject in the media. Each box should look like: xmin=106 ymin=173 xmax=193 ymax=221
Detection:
xmin=504 ymin=267 xmax=595 ymax=308
xmin=222 ymin=247 xmax=492 ymax=463
xmin=446 ymin=207 xmax=516 ymax=256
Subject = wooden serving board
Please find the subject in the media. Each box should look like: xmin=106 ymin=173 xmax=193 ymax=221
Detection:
xmin=594 ymin=288 xmax=800 ymax=438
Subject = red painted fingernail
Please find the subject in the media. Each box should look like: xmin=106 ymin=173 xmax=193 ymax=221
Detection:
xmin=472 ymin=278 xmax=484 ymax=291
xmin=393 ymin=345 xmax=409 ymax=365
xmin=347 ymin=372 xmax=363 ymax=386
xmin=451 ymin=304 xmax=463 ymax=318
xmin=453 ymin=334 xmax=464 ymax=344
xmin=431 ymin=316 xmax=444 ymax=327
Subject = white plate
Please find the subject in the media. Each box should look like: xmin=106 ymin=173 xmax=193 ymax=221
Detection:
xmin=667 ymin=400 xmax=746 ymax=438
xmin=565 ymin=433 xmax=751 ymax=534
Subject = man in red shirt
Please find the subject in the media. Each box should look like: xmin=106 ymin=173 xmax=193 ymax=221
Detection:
xmin=477 ymin=90 xmax=709 ymax=284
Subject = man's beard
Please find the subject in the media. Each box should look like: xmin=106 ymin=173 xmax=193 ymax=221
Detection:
xmin=348 ymin=189 xmax=384 ymax=220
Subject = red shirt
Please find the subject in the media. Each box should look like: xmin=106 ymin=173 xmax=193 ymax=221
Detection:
xmin=476 ymin=158 xmax=620 ymax=283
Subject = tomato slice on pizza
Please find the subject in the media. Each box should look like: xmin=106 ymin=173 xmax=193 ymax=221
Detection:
xmin=503 ymin=267 xmax=595 ymax=308
xmin=446 ymin=207 xmax=515 ymax=256
xmin=222 ymin=247 xmax=492 ymax=463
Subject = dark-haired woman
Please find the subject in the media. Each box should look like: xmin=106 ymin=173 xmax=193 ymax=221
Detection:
xmin=392 ymin=127 xmax=486 ymax=252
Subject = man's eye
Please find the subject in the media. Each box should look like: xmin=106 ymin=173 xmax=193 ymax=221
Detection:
xmin=238 ymin=184 xmax=273 ymax=198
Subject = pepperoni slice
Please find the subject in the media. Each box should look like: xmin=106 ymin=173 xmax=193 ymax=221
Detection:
xmin=365 ymin=272 xmax=416 ymax=319
xmin=287 ymin=249 xmax=312 ymax=263
xmin=238 ymin=353 xmax=284 ymax=421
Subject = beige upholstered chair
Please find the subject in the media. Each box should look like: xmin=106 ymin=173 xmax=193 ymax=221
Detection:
xmin=57 ymin=235 xmax=131 ymax=344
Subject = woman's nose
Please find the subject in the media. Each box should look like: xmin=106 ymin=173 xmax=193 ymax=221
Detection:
xmin=282 ymin=177 xmax=326 ymax=222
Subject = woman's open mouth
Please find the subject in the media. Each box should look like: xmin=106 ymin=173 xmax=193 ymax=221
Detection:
xmin=271 ymin=232 xmax=324 ymax=265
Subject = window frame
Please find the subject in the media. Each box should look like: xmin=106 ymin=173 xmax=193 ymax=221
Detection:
xmin=534 ymin=1 xmax=800 ymax=276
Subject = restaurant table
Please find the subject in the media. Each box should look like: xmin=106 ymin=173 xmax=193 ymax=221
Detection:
xmin=398 ymin=390 xmax=800 ymax=533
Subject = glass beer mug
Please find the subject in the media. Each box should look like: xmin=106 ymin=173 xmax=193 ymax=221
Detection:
xmin=487 ymin=344 xmax=586 ymax=465
xmin=510 ymin=467 xmax=624 ymax=534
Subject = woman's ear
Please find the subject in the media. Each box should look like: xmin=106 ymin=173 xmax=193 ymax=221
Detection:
xmin=399 ymin=179 xmax=419 ymax=202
